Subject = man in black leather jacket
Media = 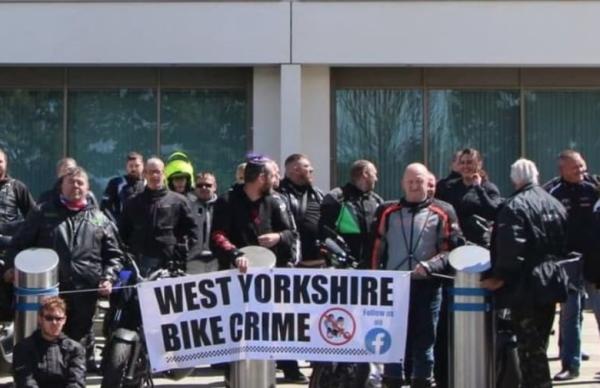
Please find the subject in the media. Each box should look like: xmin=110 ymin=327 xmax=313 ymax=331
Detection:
xmin=542 ymin=150 xmax=597 ymax=381
xmin=277 ymin=153 xmax=324 ymax=264
xmin=211 ymin=156 xmax=304 ymax=383
xmin=119 ymin=157 xmax=197 ymax=275
xmin=101 ymin=151 xmax=145 ymax=224
xmin=483 ymin=158 xmax=568 ymax=388
xmin=6 ymin=166 xmax=123 ymax=371
xmin=14 ymin=296 xmax=86 ymax=388
xmin=319 ymin=159 xmax=383 ymax=267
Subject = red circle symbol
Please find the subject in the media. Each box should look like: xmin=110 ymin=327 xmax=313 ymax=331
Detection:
xmin=318 ymin=307 xmax=356 ymax=346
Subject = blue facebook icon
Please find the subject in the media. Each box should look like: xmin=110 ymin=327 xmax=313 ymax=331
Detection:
xmin=365 ymin=328 xmax=392 ymax=354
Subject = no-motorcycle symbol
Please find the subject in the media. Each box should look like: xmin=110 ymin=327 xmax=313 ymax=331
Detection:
xmin=318 ymin=307 xmax=356 ymax=345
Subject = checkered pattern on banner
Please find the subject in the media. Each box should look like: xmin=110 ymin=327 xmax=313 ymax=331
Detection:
xmin=164 ymin=346 xmax=370 ymax=363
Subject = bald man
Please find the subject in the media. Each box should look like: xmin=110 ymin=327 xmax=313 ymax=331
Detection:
xmin=371 ymin=163 xmax=462 ymax=388
xmin=119 ymin=157 xmax=197 ymax=275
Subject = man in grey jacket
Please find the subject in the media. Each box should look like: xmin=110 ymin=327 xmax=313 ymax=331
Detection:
xmin=187 ymin=172 xmax=219 ymax=273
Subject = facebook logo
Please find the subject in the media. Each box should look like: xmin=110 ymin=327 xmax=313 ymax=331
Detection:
xmin=364 ymin=328 xmax=391 ymax=355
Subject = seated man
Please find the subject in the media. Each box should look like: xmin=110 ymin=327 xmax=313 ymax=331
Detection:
xmin=13 ymin=296 xmax=86 ymax=388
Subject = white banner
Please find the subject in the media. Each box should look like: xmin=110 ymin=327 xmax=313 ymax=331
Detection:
xmin=138 ymin=268 xmax=410 ymax=372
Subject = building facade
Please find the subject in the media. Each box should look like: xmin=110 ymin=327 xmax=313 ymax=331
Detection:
xmin=2 ymin=1 xmax=600 ymax=199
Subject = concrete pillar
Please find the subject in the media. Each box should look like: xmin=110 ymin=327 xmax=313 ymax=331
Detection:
xmin=280 ymin=64 xmax=303 ymax=166
xmin=301 ymin=65 xmax=331 ymax=190
xmin=253 ymin=66 xmax=281 ymax=163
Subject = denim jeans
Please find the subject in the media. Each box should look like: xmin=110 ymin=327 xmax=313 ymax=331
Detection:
xmin=585 ymin=282 xmax=600 ymax=334
xmin=384 ymin=280 xmax=442 ymax=381
xmin=559 ymin=290 xmax=582 ymax=370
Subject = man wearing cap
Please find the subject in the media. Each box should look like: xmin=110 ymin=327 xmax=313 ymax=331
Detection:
xmin=483 ymin=158 xmax=568 ymax=388
xmin=371 ymin=163 xmax=461 ymax=388
xmin=101 ymin=151 xmax=145 ymax=224
xmin=211 ymin=155 xmax=304 ymax=383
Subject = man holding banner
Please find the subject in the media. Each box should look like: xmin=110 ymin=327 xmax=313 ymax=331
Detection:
xmin=371 ymin=163 xmax=462 ymax=388
xmin=319 ymin=159 xmax=383 ymax=268
xmin=210 ymin=155 xmax=306 ymax=382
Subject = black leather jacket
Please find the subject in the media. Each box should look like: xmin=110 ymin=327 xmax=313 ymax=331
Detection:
xmin=211 ymin=183 xmax=298 ymax=268
xmin=277 ymin=178 xmax=324 ymax=261
xmin=0 ymin=177 xmax=35 ymax=224
xmin=8 ymin=197 xmax=123 ymax=288
xmin=119 ymin=187 xmax=198 ymax=266
xmin=13 ymin=330 xmax=85 ymax=388
xmin=490 ymin=184 xmax=568 ymax=304
xmin=319 ymin=183 xmax=383 ymax=266
xmin=101 ymin=175 xmax=146 ymax=223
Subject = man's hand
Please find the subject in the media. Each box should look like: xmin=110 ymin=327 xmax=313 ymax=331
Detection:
xmin=257 ymin=233 xmax=280 ymax=248
xmin=235 ymin=256 xmax=249 ymax=273
xmin=3 ymin=268 xmax=14 ymax=284
xmin=412 ymin=264 xmax=429 ymax=279
xmin=98 ymin=280 xmax=113 ymax=296
xmin=481 ymin=278 xmax=504 ymax=291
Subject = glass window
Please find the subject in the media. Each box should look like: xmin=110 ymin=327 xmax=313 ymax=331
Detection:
xmin=335 ymin=89 xmax=423 ymax=200
xmin=428 ymin=90 xmax=520 ymax=195
xmin=68 ymin=89 xmax=157 ymax=197
xmin=0 ymin=90 xmax=63 ymax=198
xmin=160 ymin=89 xmax=248 ymax=192
xmin=525 ymin=91 xmax=600 ymax=184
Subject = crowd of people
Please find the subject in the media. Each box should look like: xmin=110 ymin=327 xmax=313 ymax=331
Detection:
xmin=0 ymin=146 xmax=598 ymax=388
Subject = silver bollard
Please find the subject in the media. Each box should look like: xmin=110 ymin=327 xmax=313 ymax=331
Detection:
xmin=14 ymin=248 xmax=59 ymax=344
xmin=448 ymin=245 xmax=494 ymax=388
xmin=231 ymin=246 xmax=276 ymax=388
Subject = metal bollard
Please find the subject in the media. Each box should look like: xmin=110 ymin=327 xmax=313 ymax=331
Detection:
xmin=448 ymin=245 xmax=494 ymax=388
xmin=231 ymin=246 xmax=276 ymax=388
xmin=14 ymin=248 xmax=59 ymax=344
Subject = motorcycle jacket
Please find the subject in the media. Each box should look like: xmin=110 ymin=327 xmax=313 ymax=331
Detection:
xmin=211 ymin=183 xmax=298 ymax=268
xmin=277 ymin=177 xmax=324 ymax=261
xmin=435 ymin=178 xmax=502 ymax=246
xmin=319 ymin=182 xmax=383 ymax=267
xmin=13 ymin=330 xmax=85 ymax=388
xmin=0 ymin=176 xmax=35 ymax=225
xmin=8 ymin=196 xmax=123 ymax=288
xmin=371 ymin=197 xmax=462 ymax=275
xmin=101 ymin=174 xmax=145 ymax=223
xmin=119 ymin=186 xmax=198 ymax=266
xmin=490 ymin=184 xmax=568 ymax=306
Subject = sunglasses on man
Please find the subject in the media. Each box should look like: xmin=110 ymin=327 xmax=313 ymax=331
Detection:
xmin=43 ymin=315 xmax=66 ymax=323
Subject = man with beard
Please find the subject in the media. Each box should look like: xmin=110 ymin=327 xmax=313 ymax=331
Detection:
xmin=101 ymin=152 xmax=145 ymax=224
xmin=211 ymin=155 xmax=305 ymax=382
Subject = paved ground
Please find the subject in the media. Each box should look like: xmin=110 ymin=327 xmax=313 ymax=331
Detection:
xmin=2 ymin=311 xmax=599 ymax=387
